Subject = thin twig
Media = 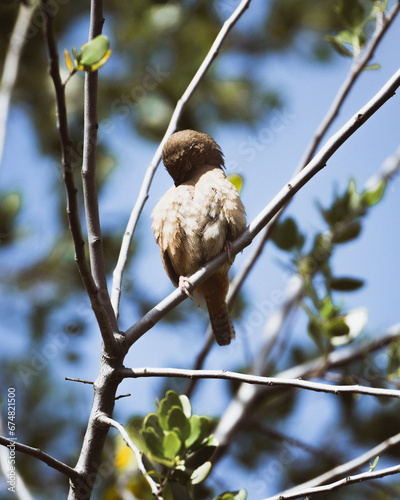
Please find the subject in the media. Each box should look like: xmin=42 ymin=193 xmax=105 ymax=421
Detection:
xmin=214 ymin=322 xmax=400 ymax=448
xmin=263 ymin=464 xmax=400 ymax=500
xmin=65 ymin=377 xmax=94 ymax=385
xmin=123 ymin=66 xmax=400 ymax=348
xmin=41 ymin=0 xmax=117 ymax=354
xmin=81 ymin=0 xmax=118 ymax=334
xmin=0 ymin=3 xmax=36 ymax=169
xmin=273 ymin=431 xmax=400 ymax=498
xmin=297 ymin=0 xmax=400 ymax=171
xmin=96 ymin=414 xmax=163 ymax=499
xmin=0 ymin=436 xmax=80 ymax=481
xmin=230 ymin=0 xmax=400 ymax=313
xmin=120 ymin=366 xmax=400 ymax=400
xmin=110 ymin=0 xmax=253 ymax=319
xmin=186 ymin=1 xmax=400 ymax=373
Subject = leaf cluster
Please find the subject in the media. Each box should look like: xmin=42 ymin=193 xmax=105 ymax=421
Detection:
xmin=112 ymin=391 xmax=246 ymax=500
xmin=325 ymin=0 xmax=386 ymax=64
xmin=271 ymin=177 xmax=386 ymax=352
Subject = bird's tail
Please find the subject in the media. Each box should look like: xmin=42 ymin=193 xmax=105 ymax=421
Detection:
xmin=205 ymin=298 xmax=235 ymax=346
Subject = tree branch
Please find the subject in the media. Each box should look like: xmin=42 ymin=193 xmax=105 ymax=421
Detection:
xmin=110 ymin=0 xmax=252 ymax=319
xmin=0 ymin=436 xmax=80 ymax=482
xmin=297 ymin=0 xmax=400 ymax=171
xmin=273 ymin=431 xmax=400 ymax=498
xmin=120 ymin=366 xmax=400 ymax=400
xmin=263 ymin=463 xmax=400 ymax=500
xmin=96 ymin=414 xmax=163 ymax=499
xmin=124 ymin=67 xmax=400 ymax=348
xmin=81 ymin=0 xmax=118 ymax=336
xmin=41 ymin=0 xmax=117 ymax=354
xmin=0 ymin=3 xmax=35 ymax=169
xmin=214 ymin=322 xmax=400 ymax=449
xmin=211 ymin=0 xmax=400 ymax=349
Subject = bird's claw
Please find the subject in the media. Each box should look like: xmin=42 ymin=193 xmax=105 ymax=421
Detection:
xmin=179 ymin=276 xmax=192 ymax=298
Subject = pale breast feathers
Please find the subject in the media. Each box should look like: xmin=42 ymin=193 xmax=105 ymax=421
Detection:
xmin=151 ymin=165 xmax=246 ymax=281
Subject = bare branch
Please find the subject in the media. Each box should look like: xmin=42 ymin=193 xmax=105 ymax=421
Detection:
xmin=274 ymin=431 xmax=400 ymax=498
xmin=0 ymin=436 xmax=80 ymax=482
xmin=124 ymin=67 xmax=400 ymax=348
xmin=41 ymin=0 xmax=117 ymax=354
xmin=65 ymin=377 xmax=94 ymax=385
xmin=110 ymin=0 xmax=253 ymax=319
xmin=120 ymin=366 xmax=400 ymax=400
xmin=216 ymin=0 xmax=400 ymax=340
xmin=0 ymin=3 xmax=35 ymax=169
xmin=96 ymin=414 xmax=163 ymax=499
xmin=81 ymin=0 xmax=118 ymax=335
xmin=297 ymin=0 xmax=400 ymax=171
xmin=214 ymin=322 xmax=400 ymax=448
xmin=263 ymin=463 xmax=400 ymax=500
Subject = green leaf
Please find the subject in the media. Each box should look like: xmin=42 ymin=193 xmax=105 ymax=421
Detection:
xmin=363 ymin=63 xmax=381 ymax=71
xmin=325 ymin=35 xmax=353 ymax=57
xmin=167 ymin=481 xmax=192 ymax=500
xmin=163 ymin=431 xmax=181 ymax=460
xmin=370 ymin=455 xmax=379 ymax=472
xmin=361 ymin=179 xmax=386 ymax=206
xmin=190 ymin=461 xmax=212 ymax=485
xmin=337 ymin=0 xmax=365 ymax=29
xmin=167 ymin=407 xmax=191 ymax=442
xmin=331 ymin=307 xmax=368 ymax=346
xmin=179 ymin=394 xmax=192 ymax=419
xmin=158 ymin=390 xmax=183 ymax=430
xmin=271 ymin=217 xmax=304 ymax=251
xmin=185 ymin=441 xmax=218 ymax=470
xmin=186 ymin=415 xmax=211 ymax=449
xmin=330 ymin=277 xmax=364 ymax=291
xmin=141 ymin=427 xmax=165 ymax=461
xmin=76 ymin=35 xmax=111 ymax=72
xmin=325 ymin=318 xmax=350 ymax=338
xmin=331 ymin=220 xmax=362 ymax=244
xmin=320 ymin=295 xmax=339 ymax=320
xmin=227 ymin=173 xmax=244 ymax=193
xmin=143 ymin=413 xmax=163 ymax=438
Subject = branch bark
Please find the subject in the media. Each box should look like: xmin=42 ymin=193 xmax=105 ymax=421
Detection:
xmin=41 ymin=0 xmax=117 ymax=355
xmin=0 ymin=3 xmax=36 ymax=169
xmin=296 ymin=0 xmax=400 ymax=171
xmin=96 ymin=414 xmax=163 ymax=499
xmin=110 ymin=0 xmax=253 ymax=319
xmin=120 ymin=366 xmax=400 ymax=400
xmin=214 ymin=322 xmax=400 ymax=449
xmin=263 ymin=463 xmax=400 ymax=500
xmin=0 ymin=436 xmax=80 ymax=482
xmin=124 ymin=66 xmax=400 ymax=348
xmin=272 ymin=431 xmax=400 ymax=498
xmin=82 ymin=0 xmax=118 ymax=334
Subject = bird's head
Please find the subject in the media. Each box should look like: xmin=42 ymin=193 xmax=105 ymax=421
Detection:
xmin=162 ymin=130 xmax=225 ymax=186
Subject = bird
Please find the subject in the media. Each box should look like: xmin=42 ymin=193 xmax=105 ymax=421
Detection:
xmin=151 ymin=129 xmax=246 ymax=346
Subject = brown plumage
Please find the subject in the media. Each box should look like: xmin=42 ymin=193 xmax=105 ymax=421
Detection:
xmin=151 ymin=130 xmax=246 ymax=346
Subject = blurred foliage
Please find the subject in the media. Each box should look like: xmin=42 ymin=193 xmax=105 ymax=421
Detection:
xmin=271 ymin=177 xmax=387 ymax=353
xmin=1 ymin=0 xmax=399 ymax=499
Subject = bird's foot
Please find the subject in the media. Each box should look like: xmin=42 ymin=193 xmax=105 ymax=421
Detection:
xmin=179 ymin=276 xmax=192 ymax=298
